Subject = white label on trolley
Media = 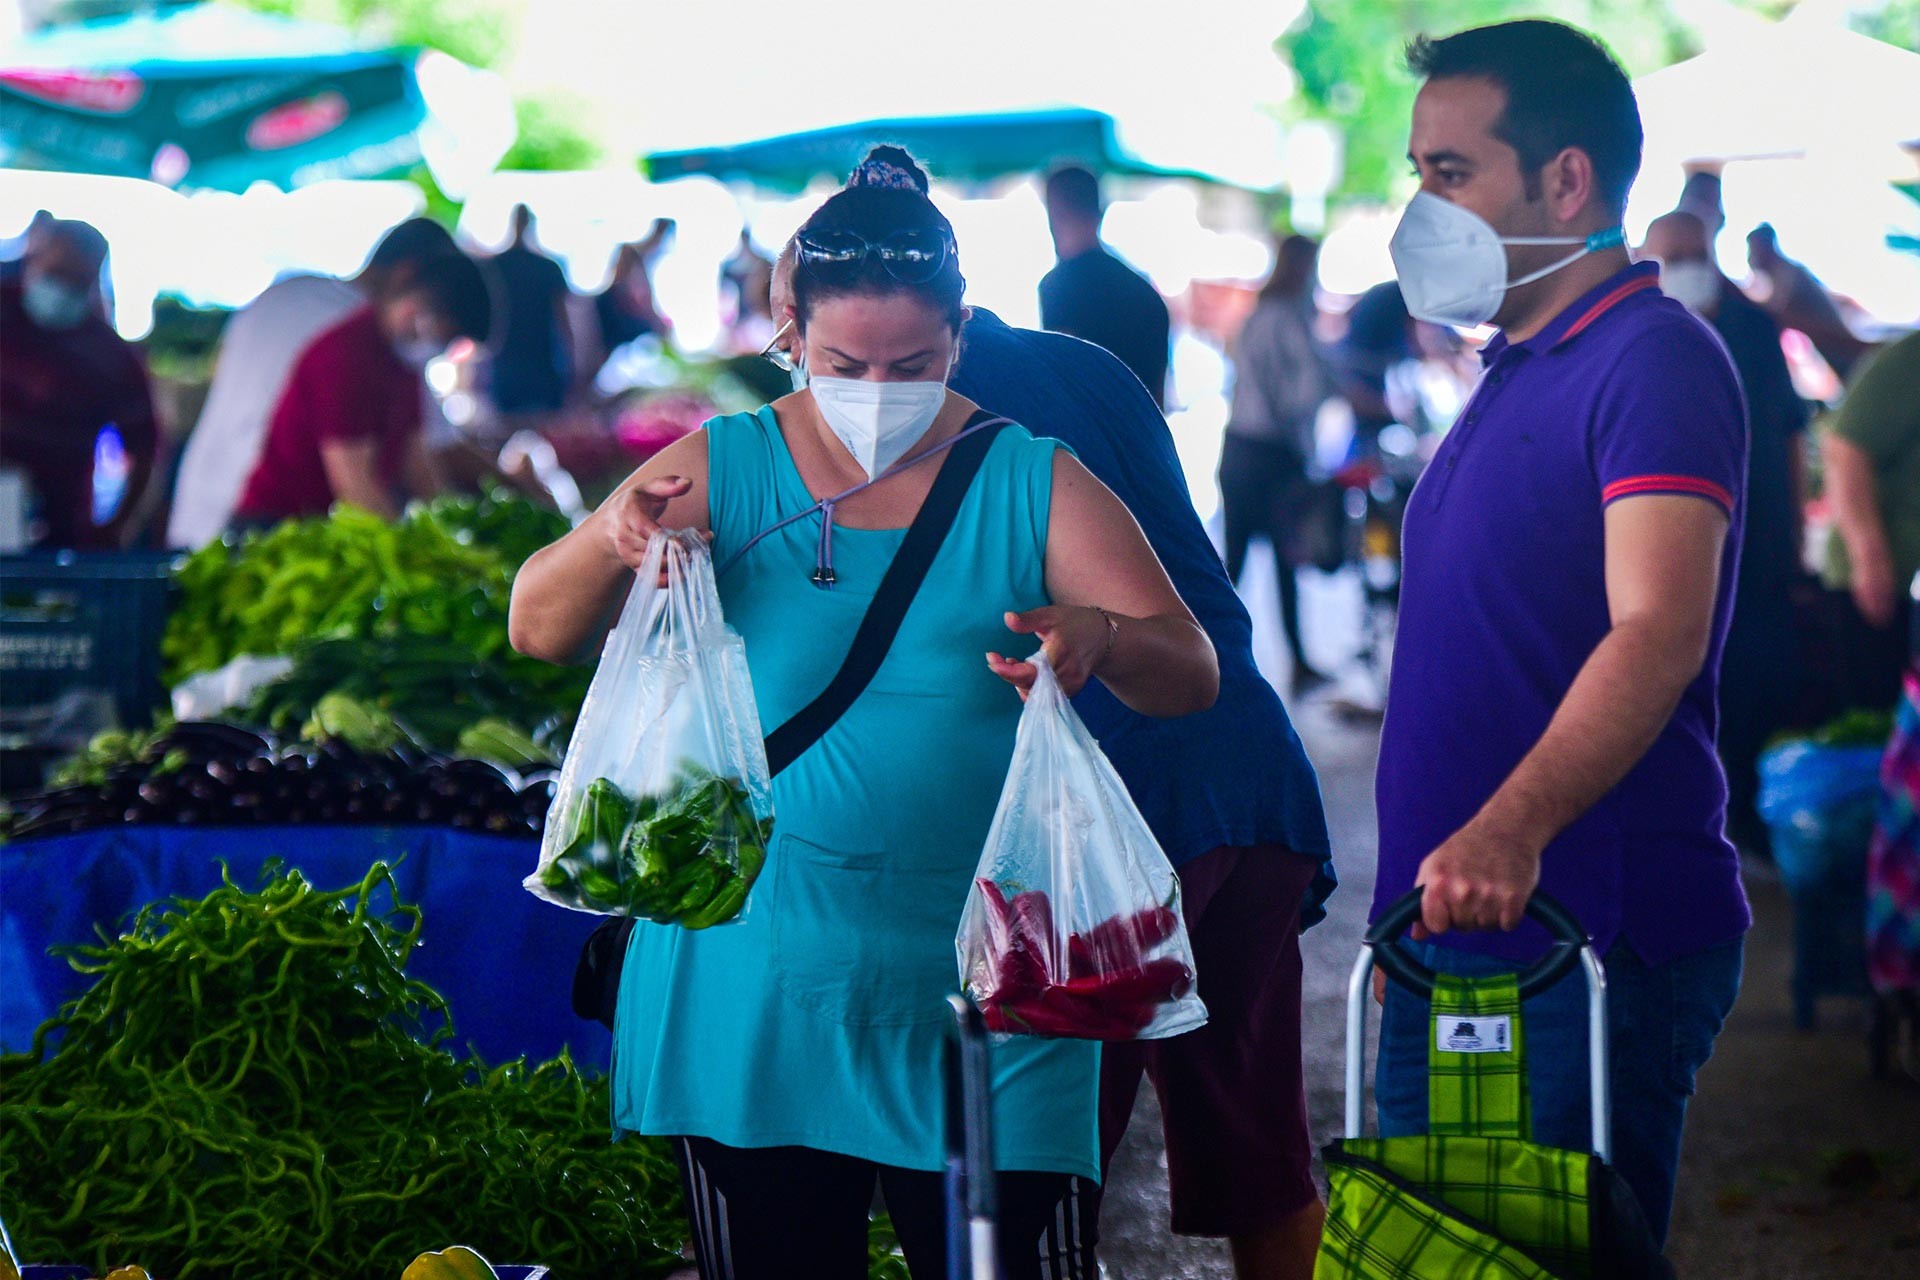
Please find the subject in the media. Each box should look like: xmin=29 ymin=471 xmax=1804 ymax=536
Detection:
xmin=1436 ymin=1014 xmax=1513 ymax=1054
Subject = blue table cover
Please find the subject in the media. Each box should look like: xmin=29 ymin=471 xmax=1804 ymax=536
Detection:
xmin=0 ymin=825 xmax=610 ymax=1069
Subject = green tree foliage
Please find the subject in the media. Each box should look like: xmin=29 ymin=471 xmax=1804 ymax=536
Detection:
xmin=1279 ymin=1 xmax=1699 ymax=205
xmin=501 ymin=89 xmax=603 ymax=172
xmin=227 ymin=0 xmax=519 ymax=71
xmin=1280 ymin=0 xmax=1919 ymax=206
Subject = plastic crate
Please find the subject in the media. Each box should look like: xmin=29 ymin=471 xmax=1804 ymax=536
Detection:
xmin=0 ymin=550 xmax=179 ymax=732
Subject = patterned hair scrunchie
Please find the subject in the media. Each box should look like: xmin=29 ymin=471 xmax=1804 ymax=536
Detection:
xmin=851 ymin=156 xmax=925 ymax=192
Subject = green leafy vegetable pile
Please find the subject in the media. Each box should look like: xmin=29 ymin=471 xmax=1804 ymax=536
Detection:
xmin=0 ymin=863 xmax=686 ymax=1277
xmin=159 ymin=494 xmax=589 ymax=757
xmin=247 ymin=635 xmax=563 ymax=763
xmin=539 ymin=770 xmax=770 ymax=927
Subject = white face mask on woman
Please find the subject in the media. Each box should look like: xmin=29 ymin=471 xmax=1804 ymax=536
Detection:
xmin=1389 ymin=191 xmax=1625 ymax=328
xmin=807 ymin=374 xmax=948 ymax=479
xmin=1658 ymin=260 xmax=1721 ymax=315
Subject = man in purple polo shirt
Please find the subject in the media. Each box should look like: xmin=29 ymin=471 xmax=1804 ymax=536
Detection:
xmin=1369 ymin=20 xmax=1748 ymax=1244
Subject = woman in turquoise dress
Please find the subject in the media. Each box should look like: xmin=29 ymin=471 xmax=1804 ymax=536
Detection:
xmin=510 ymin=148 xmax=1218 ymax=1278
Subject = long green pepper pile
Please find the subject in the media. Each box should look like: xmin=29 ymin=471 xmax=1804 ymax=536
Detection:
xmin=0 ymin=863 xmax=686 ymax=1277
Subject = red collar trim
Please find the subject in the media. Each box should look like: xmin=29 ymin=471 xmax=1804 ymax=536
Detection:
xmin=1553 ymin=274 xmax=1660 ymax=348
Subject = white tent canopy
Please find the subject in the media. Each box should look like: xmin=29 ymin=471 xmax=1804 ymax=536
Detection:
xmin=511 ymin=0 xmax=1305 ymax=190
xmin=1630 ymin=6 xmax=1920 ymax=324
xmin=1634 ymin=5 xmax=1920 ymax=164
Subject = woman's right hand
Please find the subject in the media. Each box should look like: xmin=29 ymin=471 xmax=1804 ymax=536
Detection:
xmin=605 ymin=475 xmax=696 ymax=582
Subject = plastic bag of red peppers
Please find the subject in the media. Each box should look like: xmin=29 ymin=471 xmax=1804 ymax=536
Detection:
xmin=957 ymin=654 xmax=1207 ymax=1041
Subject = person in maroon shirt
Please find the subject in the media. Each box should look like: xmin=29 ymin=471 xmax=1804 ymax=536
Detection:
xmin=233 ymin=250 xmax=492 ymax=525
xmin=0 ymin=219 xmax=157 ymax=549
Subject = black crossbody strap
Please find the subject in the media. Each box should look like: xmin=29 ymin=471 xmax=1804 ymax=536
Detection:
xmin=764 ymin=411 xmax=1011 ymax=777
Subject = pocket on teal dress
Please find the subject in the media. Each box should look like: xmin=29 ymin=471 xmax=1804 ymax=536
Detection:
xmin=770 ymin=832 xmax=966 ymax=1027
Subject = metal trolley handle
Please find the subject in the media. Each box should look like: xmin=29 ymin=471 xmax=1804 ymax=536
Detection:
xmin=1345 ymin=888 xmax=1612 ymax=1164
xmin=945 ymin=994 xmax=1002 ymax=1280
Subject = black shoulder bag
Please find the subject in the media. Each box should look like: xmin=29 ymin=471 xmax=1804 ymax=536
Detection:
xmin=570 ymin=412 xmax=1011 ymax=1029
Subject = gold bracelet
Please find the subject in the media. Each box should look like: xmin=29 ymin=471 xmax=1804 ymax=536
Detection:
xmin=1091 ymin=606 xmax=1120 ymax=668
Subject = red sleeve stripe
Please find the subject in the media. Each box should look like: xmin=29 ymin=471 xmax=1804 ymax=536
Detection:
xmin=1601 ymin=474 xmax=1735 ymax=510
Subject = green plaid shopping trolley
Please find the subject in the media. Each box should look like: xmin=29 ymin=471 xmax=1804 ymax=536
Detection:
xmin=1317 ymin=889 xmax=1673 ymax=1280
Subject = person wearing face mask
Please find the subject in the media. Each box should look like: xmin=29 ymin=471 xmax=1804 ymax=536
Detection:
xmin=165 ymin=218 xmax=458 ymax=549
xmin=760 ymin=236 xmax=1334 ymax=1278
xmin=1371 ymin=21 xmax=1749 ymax=1245
xmin=0 ymin=218 xmax=156 ymax=549
xmin=1641 ymin=209 xmax=1809 ymax=858
xmin=229 ymin=250 xmax=492 ymax=527
xmin=510 ymin=147 xmax=1218 ymax=1278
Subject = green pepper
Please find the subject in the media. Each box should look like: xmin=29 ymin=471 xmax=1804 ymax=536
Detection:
xmin=735 ymin=840 xmax=766 ymax=882
xmin=583 ymin=778 xmax=636 ymax=856
xmin=667 ymin=861 xmax=727 ymax=920
xmin=622 ymin=821 xmax=674 ymax=901
xmin=681 ymin=877 xmax=750 ymax=929
xmin=577 ymin=868 xmax=624 ymax=907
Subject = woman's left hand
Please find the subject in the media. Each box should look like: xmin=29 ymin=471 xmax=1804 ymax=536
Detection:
xmin=987 ymin=606 xmax=1112 ymax=698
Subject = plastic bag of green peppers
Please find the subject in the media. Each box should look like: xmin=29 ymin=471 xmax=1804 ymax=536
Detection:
xmin=523 ymin=532 xmax=774 ymax=928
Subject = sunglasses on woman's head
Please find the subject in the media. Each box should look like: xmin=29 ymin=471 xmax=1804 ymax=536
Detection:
xmin=795 ymin=228 xmax=954 ymax=284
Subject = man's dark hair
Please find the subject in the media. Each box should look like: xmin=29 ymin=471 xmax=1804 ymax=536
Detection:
xmin=1407 ymin=20 xmax=1642 ymax=216
xmin=406 ymin=251 xmax=496 ymax=344
xmin=366 ymin=217 xmax=455 ymax=277
xmin=1044 ymin=166 xmax=1103 ymax=221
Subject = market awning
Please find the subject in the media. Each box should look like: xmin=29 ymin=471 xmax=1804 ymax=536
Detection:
xmin=644 ymin=107 xmax=1231 ymax=192
xmin=0 ymin=3 xmax=427 ymax=192
xmin=1634 ymin=11 xmax=1920 ymax=163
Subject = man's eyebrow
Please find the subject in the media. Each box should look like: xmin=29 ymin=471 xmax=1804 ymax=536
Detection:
xmin=1411 ymin=149 xmax=1474 ymax=168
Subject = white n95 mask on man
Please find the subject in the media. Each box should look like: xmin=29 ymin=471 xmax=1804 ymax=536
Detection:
xmin=1389 ymin=191 xmax=1625 ymax=329
xmin=808 ymin=376 xmax=947 ymax=479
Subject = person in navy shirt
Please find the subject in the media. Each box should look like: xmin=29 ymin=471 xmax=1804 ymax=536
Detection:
xmin=766 ymin=253 xmax=1335 ymax=1277
xmin=1371 ymin=21 xmax=1748 ymax=1244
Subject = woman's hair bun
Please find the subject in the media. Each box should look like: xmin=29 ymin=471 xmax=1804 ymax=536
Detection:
xmin=848 ymin=145 xmax=931 ymax=195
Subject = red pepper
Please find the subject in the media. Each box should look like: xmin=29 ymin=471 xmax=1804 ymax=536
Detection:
xmin=1067 ymin=904 xmax=1180 ymax=979
xmin=974 ymin=880 xmax=1052 ymax=1002
xmin=1059 ymin=956 xmax=1193 ymax=1006
xmin=976 ymin=890 xmax=1191 ymax=1039
xmin=984 ymin=987 xmax=1152 ymax=1039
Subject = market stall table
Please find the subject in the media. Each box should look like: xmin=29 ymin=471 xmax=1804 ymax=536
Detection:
xmin=0 ymin=824 xmax=609 ymax=1069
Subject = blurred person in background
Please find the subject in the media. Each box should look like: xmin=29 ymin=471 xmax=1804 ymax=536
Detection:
xmin=720 ymin=225 xmax=776 ymax=353
xmin=1675 ymin=167 xmax=1725 ymax=238
xmin=1374 ymin=20 xmax=1749 ymax=1243
xmin=1747 ymin=222 xmax=1871 ymax=380
xmin=0 ymin=209 xmax=55 ymax=283
xmin=593 ymin=242 xmax=671 ymax=360
xmin=230 ymin=251 xmax=492 ymax=527
xmin=1822 ymin=327 xmax=1920 ymax=702
xmin=1041 ymin=165 xmax=1171 ymax=408
xmin=1641 ymin=209 xmax=1809 ymax=855
xmin=1220 ymin=234 xmax=1336 ymax=694
xmin=763 ymin=222 xmax=1336 ymax=1277
xmin=488 ymin=204 xmax=573 ymax=416
xmin=166 ymin=218 xmax=456 ymax=549
xmin=1335 ymin=281 xmax=1419 ymax=457
xmin=0 ymin=218 xmax=156 ymax=549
